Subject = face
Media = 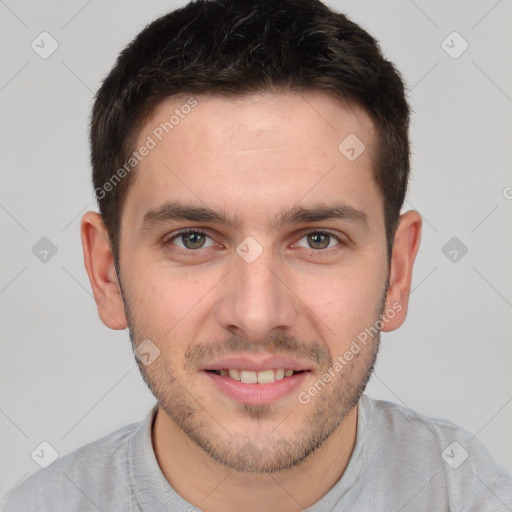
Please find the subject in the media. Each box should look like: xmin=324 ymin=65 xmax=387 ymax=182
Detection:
xmin=117 ymin=91 xmax=390 ymax=472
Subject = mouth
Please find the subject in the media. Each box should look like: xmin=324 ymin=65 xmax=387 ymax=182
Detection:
xmin=200 ymin=357 xmax=312 ymax=405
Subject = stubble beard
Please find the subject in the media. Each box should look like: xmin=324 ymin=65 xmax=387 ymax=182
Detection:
xmin=121 ymin=277 xmax=386 ymax=473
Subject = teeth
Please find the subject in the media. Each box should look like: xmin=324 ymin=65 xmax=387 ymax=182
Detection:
xmin=240 ymin=370 xmax=258 ymax=384
xmin=257 ymin=369 xmax=275 ymax=384
xmin=228 ymin=369 xmax=241 ymax=380
xmin=218 ymin=368 xmax=297 ymax=383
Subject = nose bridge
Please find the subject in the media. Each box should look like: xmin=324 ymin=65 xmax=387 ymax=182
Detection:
xmin=215 ymin=244 xmax=296 ymax=342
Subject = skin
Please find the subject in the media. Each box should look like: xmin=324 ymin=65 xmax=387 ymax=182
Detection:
xmin=81 ymin=90 xmax=422 ymax=511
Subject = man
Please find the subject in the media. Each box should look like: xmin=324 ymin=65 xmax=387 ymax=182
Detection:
xmin=3 ymin=0 xmax=511 ymax=510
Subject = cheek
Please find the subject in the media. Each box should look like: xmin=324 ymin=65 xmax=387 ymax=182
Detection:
xmin=128 ymin=266 xmax=215 ymax=344
xmin=299 ymin=260 xmax=385 ymax=347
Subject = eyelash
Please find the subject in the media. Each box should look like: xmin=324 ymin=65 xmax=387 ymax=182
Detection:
xmin=162 ymin=228 xmax=346 ymax=257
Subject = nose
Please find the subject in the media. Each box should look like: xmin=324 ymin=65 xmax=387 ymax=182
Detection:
xmin=215 ymin=247 xmax=297 ymax=344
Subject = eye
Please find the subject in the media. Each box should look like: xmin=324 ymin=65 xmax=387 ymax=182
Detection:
xmin=294 ymin=230 xmax=344 ymax=251
xmin=163 ymin=229 xmax=216 ymax=253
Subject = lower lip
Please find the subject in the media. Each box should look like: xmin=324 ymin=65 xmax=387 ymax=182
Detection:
xmin=203 ymin=371 xmax=310 ymax=405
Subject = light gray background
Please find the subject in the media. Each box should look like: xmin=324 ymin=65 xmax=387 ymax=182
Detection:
xmin=1 ymin=0 xmax=511 ymax=503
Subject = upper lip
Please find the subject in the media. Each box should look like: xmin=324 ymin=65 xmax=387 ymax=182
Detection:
xmin=199 ymin=355 xmax=314 ymax=372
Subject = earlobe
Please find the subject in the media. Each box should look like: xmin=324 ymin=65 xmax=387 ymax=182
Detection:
xmin=80 ymin=211 xmax=128 ymax=330
xmin=381 ymin=210 xmax=422 ymax=332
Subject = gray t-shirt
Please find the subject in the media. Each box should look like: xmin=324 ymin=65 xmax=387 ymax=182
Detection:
xmin=2 ymin=394 xmax=511 ymax=511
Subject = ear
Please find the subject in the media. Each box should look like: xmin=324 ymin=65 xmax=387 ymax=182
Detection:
xmin=80 ymin=211 xmax=128 ymax=330
xmin=381 ymin=210 xmax=422 ymax=332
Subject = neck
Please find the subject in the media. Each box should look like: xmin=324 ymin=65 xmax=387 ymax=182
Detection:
xmin=152 ymin=404 xmax=358 ymax=512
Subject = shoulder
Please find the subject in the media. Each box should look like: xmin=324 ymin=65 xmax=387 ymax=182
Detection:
xmin=360 ymin=394 xmax=512 ymax=510
xmin=365 ymin=394 xmax=503 ymax=461
xmin=1 ymin=420 xmax=140 ymax=512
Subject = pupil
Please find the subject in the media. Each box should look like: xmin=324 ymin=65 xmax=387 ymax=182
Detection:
xmin=310 ymin=233 xmax=329 ymax=249
xmin=186 ymin=232 xmax=204 ymax=248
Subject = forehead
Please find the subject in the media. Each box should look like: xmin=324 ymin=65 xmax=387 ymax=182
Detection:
xmin=123 ymin=90 xmax=381 ymax=232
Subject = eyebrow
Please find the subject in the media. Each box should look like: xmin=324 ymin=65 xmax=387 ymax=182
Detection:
xmin=140 ymin=200 xmax=369 ymax=232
